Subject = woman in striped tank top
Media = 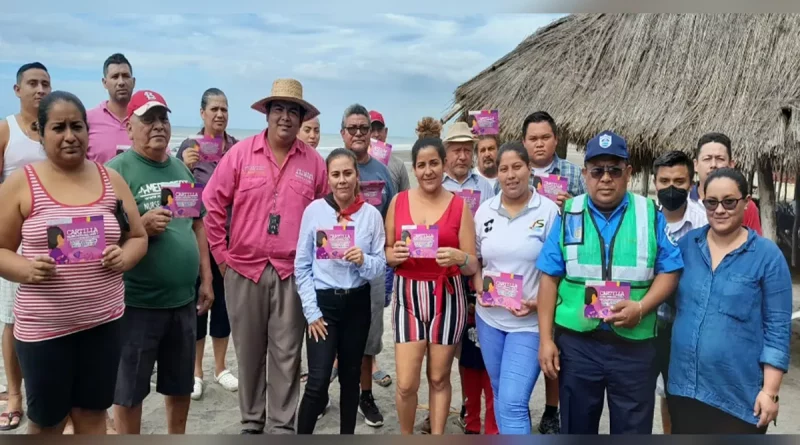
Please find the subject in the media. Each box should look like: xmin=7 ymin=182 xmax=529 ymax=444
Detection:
xmin=0 ymin=91 xmax=148 ymax=435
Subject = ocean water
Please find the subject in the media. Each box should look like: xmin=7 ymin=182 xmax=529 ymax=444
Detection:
xmin=167 ymin=126 xmax=417 ymax=159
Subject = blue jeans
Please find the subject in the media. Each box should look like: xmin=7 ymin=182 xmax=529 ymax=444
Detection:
xmin=476 ymin=313 xmax=541 ymax=434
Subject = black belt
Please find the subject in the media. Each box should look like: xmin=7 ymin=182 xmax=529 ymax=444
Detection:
xmin=317 ymin=283 xmax=369 ymax=297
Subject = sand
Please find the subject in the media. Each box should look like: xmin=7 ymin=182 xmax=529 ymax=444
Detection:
xmin=2 ymin=145 xmax=800 ymax=435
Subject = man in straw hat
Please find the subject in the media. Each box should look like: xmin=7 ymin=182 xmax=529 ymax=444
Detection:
xmin=202 ymin=78 xmax=328 ymax=434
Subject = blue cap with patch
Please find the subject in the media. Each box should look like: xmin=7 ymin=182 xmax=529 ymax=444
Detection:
xmin=584 ymin=131 xmax=629 ymax=162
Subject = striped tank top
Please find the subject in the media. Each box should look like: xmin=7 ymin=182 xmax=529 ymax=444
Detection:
xmin=14 ymin=163 xmax=125 ymax=342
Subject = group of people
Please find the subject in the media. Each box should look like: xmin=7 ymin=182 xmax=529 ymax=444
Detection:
xmin=0 ymin=53 xmax=792 ymax=437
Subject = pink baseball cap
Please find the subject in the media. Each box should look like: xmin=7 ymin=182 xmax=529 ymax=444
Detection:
xmin=127 ymin=90 xmax=171 ymax=119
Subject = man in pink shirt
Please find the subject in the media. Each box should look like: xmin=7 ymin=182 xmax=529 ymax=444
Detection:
xmin=202 ymin=78 xmax=328 ymax=435
xmin=87 ymin=53 xmax=135 ymax=164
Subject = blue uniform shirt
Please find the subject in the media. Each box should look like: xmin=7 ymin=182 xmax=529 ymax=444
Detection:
xmin=536 ymin=193 xmax=684 ymax=330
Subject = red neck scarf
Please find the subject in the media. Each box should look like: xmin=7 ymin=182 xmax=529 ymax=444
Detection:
xmin=325 ymin=193 xmax=366 ymax=222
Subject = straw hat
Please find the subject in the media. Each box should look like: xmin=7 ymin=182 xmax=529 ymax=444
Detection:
xmin=251 ymin=78 xmax=320 ymax=120
xmin=443 ymin=121 xmax=477 ymax=144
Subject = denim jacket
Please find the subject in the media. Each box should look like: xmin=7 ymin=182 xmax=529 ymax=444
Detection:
xmin=668 ymin=227 xmax=792 ymax=425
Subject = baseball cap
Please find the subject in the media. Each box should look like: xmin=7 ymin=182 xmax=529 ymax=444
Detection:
xmin=584 ymin=131 xmax=629 ymax=162
xmin=369 ymin=110 xmax=385 ymax=126
xmin=127 ymin=90 xmax=171 ymax=119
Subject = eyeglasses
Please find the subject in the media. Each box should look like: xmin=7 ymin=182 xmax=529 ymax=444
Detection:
xmin=702 ymin=197 xmax=744 ymax=211
xmin=588 ymin=166 xmax=624 ymax=179
xmin=344 ymin=125 xmax=370 ymax=136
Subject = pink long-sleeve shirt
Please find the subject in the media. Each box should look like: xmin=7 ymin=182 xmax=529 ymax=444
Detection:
xmin=202 ymin=130 xmax=328 ymax=283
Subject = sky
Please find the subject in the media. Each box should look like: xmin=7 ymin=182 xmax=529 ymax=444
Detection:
xmin=0 ymin=13 xmax=565 ymax=136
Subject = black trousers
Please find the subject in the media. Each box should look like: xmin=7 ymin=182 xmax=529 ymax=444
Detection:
xmin=668 ymin=395 xmax=768 ymax=434
xmin=297 ymin=284 xmax=371 ymax=434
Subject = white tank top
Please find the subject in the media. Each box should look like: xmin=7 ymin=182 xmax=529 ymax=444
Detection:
xmin=2 ymin=114 xmax=46 ymax=182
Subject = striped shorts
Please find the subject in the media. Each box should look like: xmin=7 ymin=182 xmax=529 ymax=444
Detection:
xmin=392 ymin=274 xmax=467 ymax=346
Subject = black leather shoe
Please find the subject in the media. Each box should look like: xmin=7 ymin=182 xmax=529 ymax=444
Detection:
xmin=240 ymin=429 xmax=264 ymax=434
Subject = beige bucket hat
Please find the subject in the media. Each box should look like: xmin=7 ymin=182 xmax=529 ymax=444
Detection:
xmin=443 ymin=121 xmax=477 ymax=144
xmin=251 ymin=78 xmax=320 ymax=120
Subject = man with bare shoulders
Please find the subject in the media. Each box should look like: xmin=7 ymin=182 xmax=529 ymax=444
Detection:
xmin=0 ymin=62 xmax=51 ymax=432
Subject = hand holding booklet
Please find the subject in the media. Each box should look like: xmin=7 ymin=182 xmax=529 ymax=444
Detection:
xmin=46 ymin=215 xmax=106 ymax=264
xmin=315 ymin=226 xmax=355 ymax=260
xmin=400 ymin=225 xmax=439 ymax=258
xmin=161 ymin=183 xmax=204 ymax=218
xmin=584 ymin=281 xmax=631 ymax=318
xmin=480 ymin=270 xmax=524 ymax=311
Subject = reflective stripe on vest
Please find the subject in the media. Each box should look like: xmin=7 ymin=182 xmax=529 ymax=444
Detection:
xmin=564 ymin=193 xmax=654 ymax=283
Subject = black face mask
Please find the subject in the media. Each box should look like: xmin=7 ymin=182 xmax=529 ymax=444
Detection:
xmin=657 ymin=186 xmax=689 ymax=212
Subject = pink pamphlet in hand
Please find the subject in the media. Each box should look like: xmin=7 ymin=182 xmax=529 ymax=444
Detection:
xmin=400 ymin=225 xmax=439 ymax=258
xmin=161 ymin=182 xmax=204 ymax=218
xmin=368 ymin=139 xmax=393 ymax=166
xmin=360 ymin=181 xmax=386 ymax=207
xmin=454 ymin=189 xmax=481 ymax=216
xmin=480 ymin=270 xmax=523 ymax=311
xmin=584 ymin=281 xmax=631 ymax=318
xmin=315 ymin=226 xmax=355 ymax=260
xmin=534 ymin=174 xmax=568 ymax=202
xmin=193 ymin=136 xmax=224 ymax=162
xmin=468 ymin=110 xmax=500 ymax=135
xmin=46 ymin=215 xmax=106 ymax=265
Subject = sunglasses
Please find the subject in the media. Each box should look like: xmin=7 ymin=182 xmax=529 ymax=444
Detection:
xmin=344 ymin=125 xmax=370 ymax=136
xmin=588 ymin=166 xmax=625 ymax=179
xmin=702 ymin=197 xmax=744 ymax=211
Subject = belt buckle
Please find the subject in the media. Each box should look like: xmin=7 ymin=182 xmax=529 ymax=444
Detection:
xmin=334 ymin=288 xmax=349 ymax=296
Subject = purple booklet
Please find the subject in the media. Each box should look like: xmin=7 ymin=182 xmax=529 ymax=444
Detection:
xmin=454 ymin=189 xmax=481 ymax=216
xmin=161 ymin=183 xmax=204 ymax=218
xmin=368 ymin=139 xmax=393 ymax=166
xmin=533 ymin=174 xmax=568 ymax=201
xmin=115 ymin=145 xmax=131 ymax=156
xmin=400 ymin=225 xmax=439 ymax=258
xmin=467 ymin=109 xmax=500 ymax=135
xmin=46 ymin=215 xmax=106 ymax=264
xmin=584 ymin=281 xmax=631 ymax=318
xmin=315 ymin=226 xmax=355 ymax=260
xmin=361 ymin=181 xmax=385 ymax=207
xmin=192 ymin=136 xmax=224 ymax=162
xmin=480 ymin=270 xmax=523 ymax=311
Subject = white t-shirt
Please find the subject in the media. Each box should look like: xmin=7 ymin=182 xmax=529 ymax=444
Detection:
xmin=474 ymin=189 xmax=560 ymax=333
xmin=531 ymin=159 xmax=555 ymax=176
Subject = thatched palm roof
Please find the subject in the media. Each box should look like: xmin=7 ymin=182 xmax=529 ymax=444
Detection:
xmin=449 ymin=14 xmax=800 ymax=170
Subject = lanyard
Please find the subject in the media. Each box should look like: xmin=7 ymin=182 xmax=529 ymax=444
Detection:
xmin=264 ymin=147 xmax=292 ymax=213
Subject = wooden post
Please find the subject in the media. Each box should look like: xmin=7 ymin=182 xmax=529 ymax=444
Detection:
xmin=757 ymin=159 xmax=777 ymax=242
xmin=640 ymin=165 xmax=651 ymax=197
xmin=748 ymin=170 xmax=756 ymax=196
xmin=556 ymin=136 xmax=568 ymax=160
xmin=793 ymin=172 xmax=800 ymax=267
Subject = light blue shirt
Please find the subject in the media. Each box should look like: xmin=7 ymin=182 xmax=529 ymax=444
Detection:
xmin=669 ymin=227 xmax=792 ymax=425
xmin=442 ymin=170 xmax=497 ymax=205
xmin=294 ymin=198 xmax=387 ymax=323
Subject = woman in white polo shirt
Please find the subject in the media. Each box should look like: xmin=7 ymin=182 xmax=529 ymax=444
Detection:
xmin=473 ymin=143 xmax=559 ymax=434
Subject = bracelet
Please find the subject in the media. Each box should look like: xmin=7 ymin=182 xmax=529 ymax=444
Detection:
xmin=637 ymin=301 xmax=643 ymax=324
xmin=459 ymin=254 xmax=469 ymax=268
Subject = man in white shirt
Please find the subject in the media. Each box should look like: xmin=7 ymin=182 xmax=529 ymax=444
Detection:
xmin=651 ymin=150 xmax=708 ymax=434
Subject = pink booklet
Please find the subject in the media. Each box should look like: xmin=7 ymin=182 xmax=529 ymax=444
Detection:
xmin=400 ymin=225 xmax=439 ymax=258
xmin=361 ymin=181 xmax=385 ymax=207
xmin=533 ymin=174 xmax=568 ymax=201
xmin=454 ymin=189 xmax=481 ymax=216
xmin=584 ymin=281 xmax=631 ymax=318
xmin=161 ymin=183 xmax=204 ymax=218
xmin=315 ymin=226 xmax=355 ymax=260
xmin=480 ymin=270 xmax=524 ymax=311
xmin=192 ymin=136 xmax=224 ymax=162
xmin=368 ymin=139 xmax=393 ymax=166
xmin=46 ymin=215 xmax=106 ymax=264
xmin=467 ymin=110 xmax=500 ymax=135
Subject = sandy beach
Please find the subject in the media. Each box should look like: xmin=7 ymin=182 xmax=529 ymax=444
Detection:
xmin=2 ymin=145 xmax=800 ymax=435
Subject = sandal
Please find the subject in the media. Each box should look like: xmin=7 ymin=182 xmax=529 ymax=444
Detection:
xmin=330 ymin=367 xmax=338 ymax=382
xmin=372 ymin=370 xmax=392 ymax=387
xmin=300 ymin=372 xmax=308 ymax=383
xmin=0 ymin=410 xmax=23 ymax=431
